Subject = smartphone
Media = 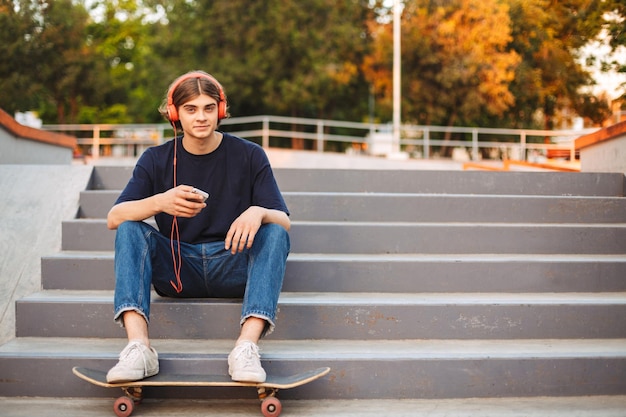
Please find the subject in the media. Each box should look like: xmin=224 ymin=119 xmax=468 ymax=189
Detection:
xmin=190 ymin=187 xmax=209 ymax=202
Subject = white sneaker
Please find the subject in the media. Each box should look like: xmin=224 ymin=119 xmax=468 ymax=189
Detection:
xmin=228 ymin=340 xmax=266 ymax=383
xmin=106 ymin=340 xmax=159 ymax=383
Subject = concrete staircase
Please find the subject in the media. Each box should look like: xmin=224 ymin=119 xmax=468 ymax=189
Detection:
xmin=1 ymin=166 xmax=626 ymax=401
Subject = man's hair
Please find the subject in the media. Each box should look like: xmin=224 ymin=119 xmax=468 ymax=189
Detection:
xmin=158 ymin=71 xmax=229 ymax=128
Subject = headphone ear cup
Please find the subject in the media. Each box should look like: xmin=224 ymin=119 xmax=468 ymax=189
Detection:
xmin=218 ymin=101 xmax=226 ymax=120
xmin=167 ymin=103 xmax=179 ymax=123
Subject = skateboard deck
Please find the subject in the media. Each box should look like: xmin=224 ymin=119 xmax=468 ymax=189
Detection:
xmin=73 ymin=366 xmax=330 ymax=417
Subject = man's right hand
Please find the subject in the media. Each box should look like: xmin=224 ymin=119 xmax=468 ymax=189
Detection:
xmin=107 ymin=185 xmax=206 ymax=230
xmin=159 ymin=185 xmax=207 ymax=218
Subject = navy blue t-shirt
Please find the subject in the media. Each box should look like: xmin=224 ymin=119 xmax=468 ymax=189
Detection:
xmin=115 ymin=132 xmax=289 ymax=244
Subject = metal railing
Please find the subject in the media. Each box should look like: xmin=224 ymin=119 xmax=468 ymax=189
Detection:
xmin=42 ymin=115 xmax=598 ymax=162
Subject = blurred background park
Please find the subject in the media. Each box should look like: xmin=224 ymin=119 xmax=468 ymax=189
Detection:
xmin=1 ymin=0 xmax=625 ymax=159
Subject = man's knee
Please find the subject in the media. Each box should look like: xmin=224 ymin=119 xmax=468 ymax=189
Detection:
xmin=116 ymin=221 xmax=151 ymax=240
xmin=258 ymin=223 xmax=290 ymax=250
xmin=117 ymin=220 xmax=142 ymax=234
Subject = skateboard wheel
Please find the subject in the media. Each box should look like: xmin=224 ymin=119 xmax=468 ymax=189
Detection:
xmin=113 ymin=396 xmax=134 ymax=417
xmin=261 ymin=396 xmax=282 ymax=417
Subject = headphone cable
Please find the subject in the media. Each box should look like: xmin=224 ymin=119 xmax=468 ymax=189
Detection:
xmin=170 ymin=129 xmax=184 ymax=293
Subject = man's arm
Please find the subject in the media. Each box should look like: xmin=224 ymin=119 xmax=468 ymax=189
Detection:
xmin=261 ymin=207 xmax=291 ymax=231
xmin=107 ymin=185 xmax=207 ymax=230
xmin=225 ymin=206 xmax=290 ymax=254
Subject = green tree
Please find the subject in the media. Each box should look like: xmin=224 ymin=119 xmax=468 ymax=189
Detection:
xmin=0 ymin=0 xmax=99 ymax=123
xmin=0 ymin=0 xmax=47 ymax=115
xmin=37 ymin=0 xmax=95 ymax=123
xmin=0 ymin=0 xmax=159 ymax=124
xmin=84 ymin=0 xmax=159 ymax=123
xmin=146 ymin=0 xmax=373 ymax=122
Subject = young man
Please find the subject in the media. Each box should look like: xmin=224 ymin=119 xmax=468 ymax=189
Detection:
xmin=105 ymin=71 xmax=290 ymax=384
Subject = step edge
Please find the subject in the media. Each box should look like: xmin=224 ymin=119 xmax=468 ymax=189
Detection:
xmin=17 ymin=290 xmax=626 ymax=305
xmin=2 ymin=337 xmax=626 ymax=360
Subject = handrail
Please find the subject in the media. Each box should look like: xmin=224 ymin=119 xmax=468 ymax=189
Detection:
xmin=463 ymin=160 xmax=581 ymax=172
xmin=42 ymin=115 xmax=598 ymax=162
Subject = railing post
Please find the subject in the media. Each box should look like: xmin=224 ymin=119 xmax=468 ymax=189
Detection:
xmin=158 ymin=125 xmax=166 ymax=144
xmin=520 ymin=131 xmax=527 ymax=161
xmin=262 ymin=117 xmax=270 ymax=149
xmin=472 ymin=128 xmax=479 ymax=160
xmin=423 ymin=128 xmax=430 ymax=159
xmin=92 ymin=125 xmax=100 ymax=161
xmin=317 ymin=120 xmax=324 ymax=152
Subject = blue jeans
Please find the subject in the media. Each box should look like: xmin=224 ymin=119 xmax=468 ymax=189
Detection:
xmin=113 ymin=221 xmax=290 ymax=336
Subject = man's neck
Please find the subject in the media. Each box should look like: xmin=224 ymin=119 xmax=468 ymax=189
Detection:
xmin=182 ymin=131 xmax=223 ymax=155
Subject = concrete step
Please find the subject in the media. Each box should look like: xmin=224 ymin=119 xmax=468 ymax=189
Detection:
xmin=1 ymin=337 xmax=625 ymax=399
xmin=289 ymin=222 xmax=626 ymax=254
xmin=42 ymin=252 xmax=626 ymax=293
xmin=61 ymin=219 xmax=626 ymax=254
xmin=89 ymin=167 xmax=626 ymax=197
xmin=4 ymin=396 xmax=626 ymax=417
xmin=79 ymin=190 xmax=626 ymax=223
xmin=15 ymin=291 xmax=626 ymax=340
xmin=4 ymin=164 xmax=625 ymax=404
xmin=272 ymin=169 xmax=626 ymax=196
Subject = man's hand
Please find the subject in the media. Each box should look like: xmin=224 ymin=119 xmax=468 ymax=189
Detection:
xmin=107 ymin=185 xmax=206 ymax=230
xmin=158 ymin=185 xmax=206 ymax=218
xmin=225 ymin=206 xmax=265 ymax=254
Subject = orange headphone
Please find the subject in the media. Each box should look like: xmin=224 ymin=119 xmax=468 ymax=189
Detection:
xmin=166 ymin=71 xmax=227 ymax=122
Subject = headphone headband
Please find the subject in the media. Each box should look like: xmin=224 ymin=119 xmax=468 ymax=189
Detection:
xmin=166 ymin=71 xmax=227 ymax=122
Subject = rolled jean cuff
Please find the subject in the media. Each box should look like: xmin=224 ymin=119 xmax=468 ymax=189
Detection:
xmin=114 ymin=306 xmax=149 ymax=328
xmin=241 ymin=312 xmax=275 ymax=338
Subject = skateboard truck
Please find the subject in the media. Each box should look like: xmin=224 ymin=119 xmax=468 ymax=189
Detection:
xmin=111 ymin=387 xmax=142 ymax=417
xmin=257 ymin=387 xmax=282 ymax=417
xmin=122 ymin=386 xmax=143 ymax=402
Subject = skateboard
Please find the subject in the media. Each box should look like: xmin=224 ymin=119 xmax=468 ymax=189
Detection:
xmin=72 ymin=366 xmax=330 ymax=417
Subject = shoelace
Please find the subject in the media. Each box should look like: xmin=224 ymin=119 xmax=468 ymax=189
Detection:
xmin=233 ymin=343 xmax=260 ymax=368
xmin=119 ymin=342 xmax=146 ymax=367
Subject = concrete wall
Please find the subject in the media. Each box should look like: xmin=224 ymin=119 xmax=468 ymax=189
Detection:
xmin=0 ymin=108 xmax=76 ymax=165
xmin=0 ymin=129 xmax=73 ymax=164
xmin=576 ymin=120 xmax=626 ymax=174
xmin=579 ymin=135 xmax=626 ymax=174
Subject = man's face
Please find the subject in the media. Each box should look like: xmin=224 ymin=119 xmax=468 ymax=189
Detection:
xmin=178 ymin=94 xmax=219 ymax=141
